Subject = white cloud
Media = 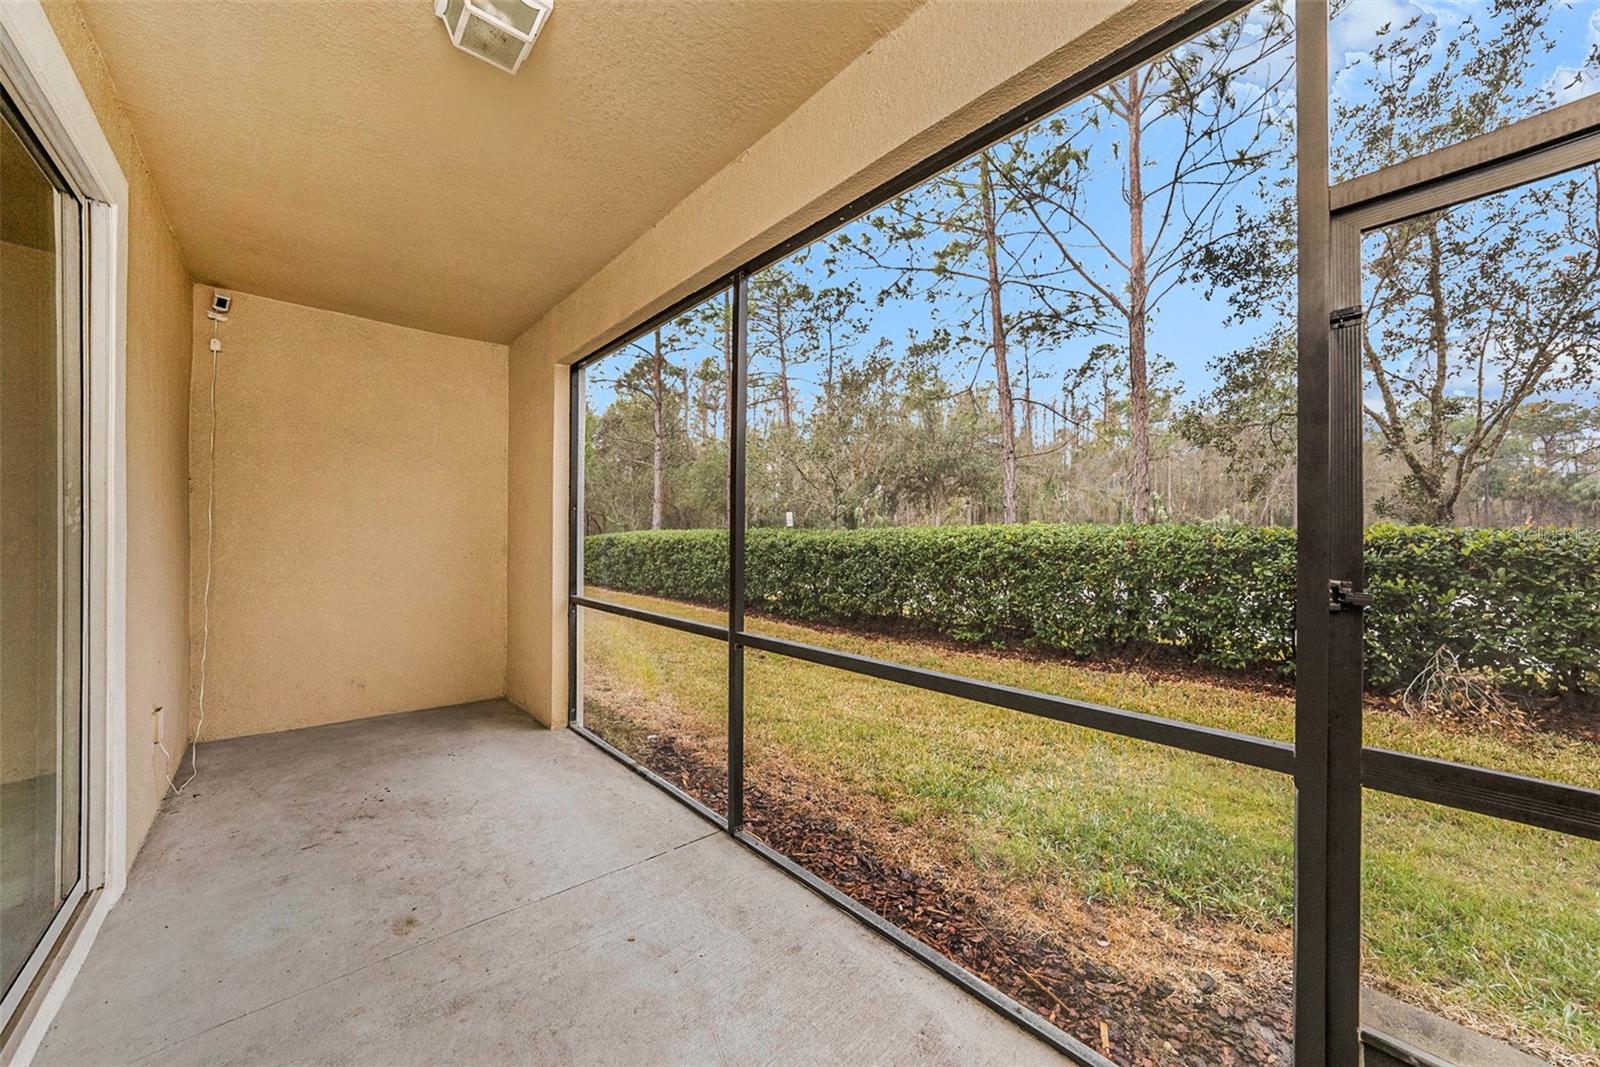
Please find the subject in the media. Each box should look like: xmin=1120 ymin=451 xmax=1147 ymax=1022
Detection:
xmin=1329 ymin=0 xmax=1423 ymax=103
xmin=1544 ymin=64 xmax=1593 ymax=106
xmin=1410 ymin=0 xmax=1472 ymax=31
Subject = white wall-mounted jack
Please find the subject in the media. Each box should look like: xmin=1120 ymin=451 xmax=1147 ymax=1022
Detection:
xmin=207 ymin=289 xmax=231 ymax=322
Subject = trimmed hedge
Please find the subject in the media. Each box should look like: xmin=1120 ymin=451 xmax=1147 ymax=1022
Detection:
xmin=583 ymin=523 xmax=1600 ymax=695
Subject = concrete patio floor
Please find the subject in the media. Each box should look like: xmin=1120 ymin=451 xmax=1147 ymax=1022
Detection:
xmin=34 ymin=701 xmax=1059 ymax=1066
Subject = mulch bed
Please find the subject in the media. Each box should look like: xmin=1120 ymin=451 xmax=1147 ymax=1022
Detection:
xmin=613 ymin=724 xmax=1294 ymax=1067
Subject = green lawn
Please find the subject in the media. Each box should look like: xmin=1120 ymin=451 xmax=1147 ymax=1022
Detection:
xmin=579 ymin=590 xmax=1600 ymax=1065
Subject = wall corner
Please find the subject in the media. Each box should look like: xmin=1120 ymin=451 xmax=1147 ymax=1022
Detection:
xmin=506 ymin=335 xmax=570 ymax=728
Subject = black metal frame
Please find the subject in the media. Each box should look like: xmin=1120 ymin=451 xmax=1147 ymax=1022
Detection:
xmin=728 ymin=277 xmax=749 ymax=832
xmin=562 ymin=2 xmax=1600 ymax=1063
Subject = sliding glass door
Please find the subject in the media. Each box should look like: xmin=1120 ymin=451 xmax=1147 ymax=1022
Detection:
xmin=0 ymin=89 xmax=87 ymax=1017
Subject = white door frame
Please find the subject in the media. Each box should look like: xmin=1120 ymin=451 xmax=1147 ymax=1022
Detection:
xmin=0 ymin=1 xmax=129 ymax=1058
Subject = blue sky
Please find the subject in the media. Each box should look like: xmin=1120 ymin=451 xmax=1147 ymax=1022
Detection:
xmin=587 ymin=0 xmax=1600 ymax=428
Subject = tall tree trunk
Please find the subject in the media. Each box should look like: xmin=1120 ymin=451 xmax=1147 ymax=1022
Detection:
xmin=723 ymin=305 xmax=735 ymax=447
xmin=705 ymin=365 xmax=718 ymax=442
xmin=978 ymin=151 xmax=1019 ymax=524
xmin=651 ymin=329 xmax=665 ymax=530
xmin=1124 ymin=71 xmax=1154 ymax=524
xmin=1022 ymin=345 xmax=1035 ymax=450
xmin=824 ymin=322 xmax=837 ymax=417
xmin=722 ymin=304 xmax=736 ymax=527
xmin=1102 ymin=369 xmax=1116 ymax=438
xmin=691 ymin=371 xmax=700 ymax=442
xmin=776 ymin=318 xmax=794 ymax=431
xmin=1423 ymin=223 xmax=1454 ymax=523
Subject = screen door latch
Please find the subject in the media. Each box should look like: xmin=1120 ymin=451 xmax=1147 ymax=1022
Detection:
xmin=1328 ymin=579 xmax=1373 ymax=613
xmin=1330 ymin=305 xmax=1364 ymax=330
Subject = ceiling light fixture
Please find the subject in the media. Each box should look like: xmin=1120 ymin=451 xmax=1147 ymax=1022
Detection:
xmin=435 ymin=0 xmax=553 ymax=74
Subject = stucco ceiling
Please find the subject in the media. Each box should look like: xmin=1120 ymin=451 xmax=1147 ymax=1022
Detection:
xmin=77 ymin=0 xmax=924 ymax=342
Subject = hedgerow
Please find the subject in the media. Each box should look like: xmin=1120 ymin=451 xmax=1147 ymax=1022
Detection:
xmin=582 ymin=523 xmax=1600 ymax=695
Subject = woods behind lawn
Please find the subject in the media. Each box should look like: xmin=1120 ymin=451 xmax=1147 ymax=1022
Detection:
xmin=580 ymin=589 xmax=1600 ymax=1065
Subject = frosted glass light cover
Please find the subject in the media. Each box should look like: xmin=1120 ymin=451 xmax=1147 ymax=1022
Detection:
xmin=437 ymin=0 xmax=466 ymax=35
xmin=477 ymin=0 xmax=540 ymax=36
xmin=457 ymin=13 xmax=523 ymax=70
xmin=435 ymin=0 xmax=552 ymax=74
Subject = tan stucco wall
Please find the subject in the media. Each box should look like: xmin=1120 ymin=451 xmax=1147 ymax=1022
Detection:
xmin=188 ymin=290 xmax=508 ymax=740
xmin=506 ymin=0 xmax=1177 ymax=724
xmin=505 ymin=346 xmax=568 ymax=727
xmin=40 ymin=1 xmax=195 ymax=862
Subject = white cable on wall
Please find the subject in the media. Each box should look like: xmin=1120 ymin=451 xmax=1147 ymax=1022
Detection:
xmin=159 ymin=318 xmax=220 ymax=793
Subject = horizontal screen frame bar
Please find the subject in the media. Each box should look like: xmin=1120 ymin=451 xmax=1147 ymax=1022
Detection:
xmin=1330 ymin=93 xmax=1600 ymax=229
xmin=1361 ymin=746 xmax=1600 ymax=840
xmin=736 ymin=628 xmax=1299 ymax=775
xmin=574 ymin=595 xmax=728 ymax=641
xmin=577 ymin=594 xmax=1600 ymax=838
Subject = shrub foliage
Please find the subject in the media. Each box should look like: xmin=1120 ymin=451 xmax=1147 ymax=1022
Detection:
xmin=583 ymin=523 xmax=1600 ymax=695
